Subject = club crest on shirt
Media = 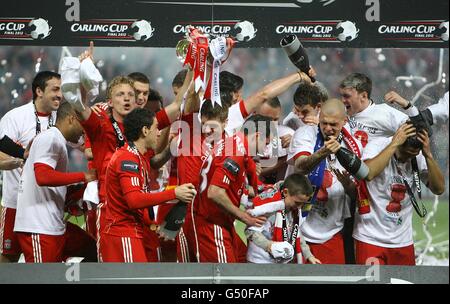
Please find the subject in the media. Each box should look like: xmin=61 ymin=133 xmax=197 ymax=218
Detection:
xmin=121 ymin=160 xmax=139 ymax=173
xmin=259 ymin=188 xmax=277 ymax=200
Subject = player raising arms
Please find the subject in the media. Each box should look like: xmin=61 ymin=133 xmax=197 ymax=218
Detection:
xmin=193 ymin=112 xmax=275 ymax=263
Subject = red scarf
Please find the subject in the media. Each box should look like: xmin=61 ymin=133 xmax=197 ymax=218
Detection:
xmin=272 ymin=208 xmax=303 ymax=264
xmin=341 ymin=128 xmax=370 ymax=214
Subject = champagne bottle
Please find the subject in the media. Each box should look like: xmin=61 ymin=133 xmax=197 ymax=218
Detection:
xmin=335 ymin=147 xmax=369 ymax=180
xmin=280 ymin=34 xmax=315 ymax=82
xmin=158 ymin=202 xmax=187 ymax=241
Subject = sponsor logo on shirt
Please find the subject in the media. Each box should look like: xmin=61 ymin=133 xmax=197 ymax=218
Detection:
xmin=223 ymin=158 xmax=240 ymax=176
xmin=348 ymin=117 xmax=378 ymax=135
xmin=121 ymin=160 xmax=139 ymax=173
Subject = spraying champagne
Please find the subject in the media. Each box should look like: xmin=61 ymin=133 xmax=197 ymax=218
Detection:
xmin=335 ymin=147 xmax=369 ymax=180
xmin=280 ymin=34 xmax=316 ymax=82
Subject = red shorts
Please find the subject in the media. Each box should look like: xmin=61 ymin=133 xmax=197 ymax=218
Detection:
xmin=142 ymin=225 xmax=161 ymax=262
xmin=177 ymin=212 xmax=197 ymax=263
xmin=194 ymin=216 xmax=237 ymax=263
xmin=232 ymin=226 xmax=247 ymax=263
xmin=95 ymin=202 xmax=106 ymax=261
xmin=307 ymin=232 xmax=345 ymax=264
xmin=85 ymin=208 xmax=97 ymax=240
xmin=0 ymin=207 xmax=21 ymax=256
xmin=354 ymin=239 xmax=415 ymax=266
xmin=160 ymin=238 xmax=177 ymax=262
xmin=100 ymin=233 xmax=147 ymax=263
xmin=16 ymin=222 xmax=96 ymax=263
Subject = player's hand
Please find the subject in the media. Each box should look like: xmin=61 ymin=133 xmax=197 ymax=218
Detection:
xmin=0 ymin=157 xmax=23 ymax=170
xmin=84 ymin=147 xmax=94 ymax=161
xmin=280 ymin=134 xmax=292 ymax=149
xmin=247 ymin=185 xmax=256 ymax=198
xmin=307 ymin=256 xmax=322 ymax=264
xmin=323 ymin=136 xmax=341 ymax=155
xmin=168 ymin=133 xmax=179 ymax=144
xmin=78 ymin=41 xmax=94 ymax=62
xmin=175 ymin=183 xmax=197 ymax=203
xmin=298 ymin=71 xmax=312 ymax=84
xmin=391 ymin=123 xmax=416 ymax=148
xmin=255 ymin=162 xmax=262 ymax=176
xmin=241 ymin=212 xmax=266 ymax=227
xmin=90 ymin=102 xmax=108 ymax=116
xmin=302 ymin=115 xmax=319 ymax=126
xmin=84 ymin=169 xmax=97 ymax=183
xmin=308 ymin=66 xmax=317 ymax=79
xmin=385 ymin=91 xmax=409 ymax=108
xmin=417 ymin=129 xmax=432 ymax=159
xmin=332 ymin=168 xmax=354 ymax=189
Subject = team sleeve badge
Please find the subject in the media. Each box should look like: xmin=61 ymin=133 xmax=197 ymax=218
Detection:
xmin=121 ymin=160 xmax=139 ymax=173
xmin=223 ymin=158 xmax=240 ymax=176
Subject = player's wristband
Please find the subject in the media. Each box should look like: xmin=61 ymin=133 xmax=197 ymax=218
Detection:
xmin=403 ymin=102 xmax=412 ymax=110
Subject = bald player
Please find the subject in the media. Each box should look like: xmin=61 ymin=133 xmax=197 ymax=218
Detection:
xmin=287 ymin=99 xmax=363 ymax=264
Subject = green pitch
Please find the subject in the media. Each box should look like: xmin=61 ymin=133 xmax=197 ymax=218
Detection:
xmin=412 ymin=199 xmax=449 ymax=260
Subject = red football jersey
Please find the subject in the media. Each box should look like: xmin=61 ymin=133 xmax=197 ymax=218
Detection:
xmin=176 ymin=113 xmax=210 ymax=187
xmin=103 ymin=144 xmax=151 ymax=238
xmin=81 ymin=109 xmax=171 ymax=202
xmin=196 ymin=133 xmax=249 ymax=229
xmin=174 ymin=113 xmax=212 ymax=220
xmin=81 ymin=110 xmax=124 ymax=203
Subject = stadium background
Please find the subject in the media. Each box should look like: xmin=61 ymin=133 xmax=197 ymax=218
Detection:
xmin=0 ymin=45 xmax=448 ymax=265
